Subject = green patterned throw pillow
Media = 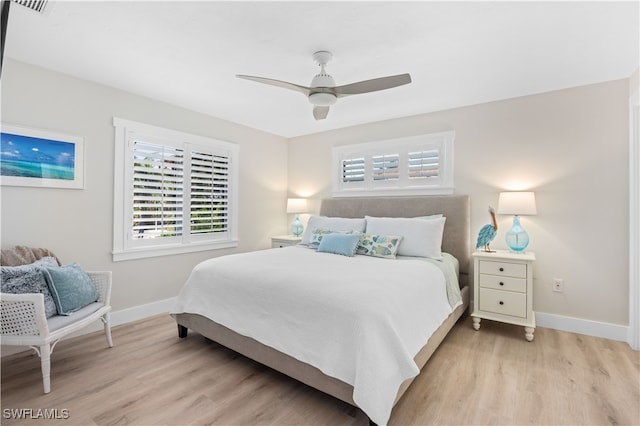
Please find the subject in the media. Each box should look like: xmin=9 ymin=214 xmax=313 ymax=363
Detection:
xmin=356 ymin=234 xmax=403 ymax=259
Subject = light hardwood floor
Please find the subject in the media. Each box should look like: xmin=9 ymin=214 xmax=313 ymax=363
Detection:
xmin=2 ymin=314 xmax=639 ymax=425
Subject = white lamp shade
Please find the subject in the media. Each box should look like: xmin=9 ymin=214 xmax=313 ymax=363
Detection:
xmin=286 ymin=198 xmax=308 ymax=214
xmin=497 ymin=192 xmax=537 ymax=215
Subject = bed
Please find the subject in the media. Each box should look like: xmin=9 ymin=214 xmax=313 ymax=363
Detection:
xmin=171 ymin=195 xmax=470 ymax=425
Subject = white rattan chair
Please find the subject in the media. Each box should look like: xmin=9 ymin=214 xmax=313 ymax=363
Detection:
xmin=0 ymin=271 xmax=113 ymax=393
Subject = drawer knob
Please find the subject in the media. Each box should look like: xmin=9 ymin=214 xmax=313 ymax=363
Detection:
xmin=499 ymin=282 xmax=505 ymax=286
xmin=499 ymin=301 xmax=504 ymax=305
xmin=499 ymin=267 xmax=504 ymax=272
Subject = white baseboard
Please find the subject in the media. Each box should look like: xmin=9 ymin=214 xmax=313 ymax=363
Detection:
xmin=1 ymin=297 xmax=177 ymax=357
xmin=3 ymin=300 xmax=633 ymax=358
xmin=110 ymin=297 xmax=177 ymax=327
xmin=536 ymin=311 xmax=629 ymax=344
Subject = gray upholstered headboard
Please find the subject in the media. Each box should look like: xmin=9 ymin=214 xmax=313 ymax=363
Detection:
xmin=319 ymin=195 xmax=470 ymax=286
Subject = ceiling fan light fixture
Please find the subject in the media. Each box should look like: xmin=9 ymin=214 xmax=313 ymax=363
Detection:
xmin=310 ymin=70 xmax=335 ymax=88
xmin=309 ymin=92 xmax=337 ymax=106
xmin=237 ymin=50 xmax=411 ymax=120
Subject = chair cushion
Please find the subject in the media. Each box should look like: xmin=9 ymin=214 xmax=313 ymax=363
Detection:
xmin=44 ymin=264 xmax=99 ymax=315
xmin=47 ymin=302 xmax=106 ymax=332
xmin=1 ymin=257 xmax=59 ymax=318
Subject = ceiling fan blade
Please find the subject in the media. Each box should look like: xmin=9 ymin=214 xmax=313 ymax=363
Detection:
xmin=333 ymin=73 xmax=412 ymax=97
xmin=236 ymin=75 xmax=311 ymax=96
xmin=313 ymin=106 xmax=330 ymax=120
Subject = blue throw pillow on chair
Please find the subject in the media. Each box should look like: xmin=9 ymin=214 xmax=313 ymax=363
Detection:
xmin=44 ymin=264 xmax=99 ymax=315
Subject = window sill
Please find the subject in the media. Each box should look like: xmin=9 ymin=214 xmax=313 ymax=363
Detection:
xmin=112 ymin=240 xmax=239 ymax=262
xmin=332 ymin=186 xmax=454 ymax=198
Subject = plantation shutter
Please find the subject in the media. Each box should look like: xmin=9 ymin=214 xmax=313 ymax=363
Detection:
xmin=130 ymin=140 xmax=232 ymax=242
xmin=189 ymin=148 xmax=230 ymax=235
xmin=332 ymin=131 xmax=454 ymax=197
xmin=408 ymin=149 xmax=439 ymax=179
xmin=372 ymin=153 xmax=400 ymax=181
xmin=131 ymin=141 xmax=184 ymax=240
xmin=342 ymin=157 xmax=366 ymax=183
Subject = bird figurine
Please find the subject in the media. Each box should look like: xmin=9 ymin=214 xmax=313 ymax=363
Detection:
xmin=476 ymin=206 xmax=498 ymax=252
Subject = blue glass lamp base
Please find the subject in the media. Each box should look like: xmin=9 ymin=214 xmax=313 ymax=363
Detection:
xmin=291 ymin=215 xmax=304 ymax=237
xmin=505 ymin=215 xmax=529 ymax=252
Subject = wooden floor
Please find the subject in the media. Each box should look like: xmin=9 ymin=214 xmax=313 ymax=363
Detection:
xmin=2 ymin=314 xmax=639 ymax=426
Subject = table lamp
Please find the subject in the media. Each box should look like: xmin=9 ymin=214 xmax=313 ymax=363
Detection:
xmin=286 ymin=198 xmax=308 ymax=237
xmin=497 ymin=192 xmax=537 ymax=252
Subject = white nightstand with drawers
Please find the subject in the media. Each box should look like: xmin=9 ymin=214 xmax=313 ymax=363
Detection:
xmin=471 ymin=250 xmax=536 ymax=341
xmin=271 ymin=235 xmax=302 ymax=248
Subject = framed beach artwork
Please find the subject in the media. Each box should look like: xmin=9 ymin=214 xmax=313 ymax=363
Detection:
xmin=0 ymin=124 xmax=85 ymax=189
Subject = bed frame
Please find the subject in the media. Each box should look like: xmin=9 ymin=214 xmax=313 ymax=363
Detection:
xmin=172 ymin=195 xmax=470 ymax=422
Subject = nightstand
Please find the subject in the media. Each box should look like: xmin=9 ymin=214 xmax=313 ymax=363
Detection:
xmin=271 ymin=235 xmax=302 ymax=248
xmin=471 ymin=250 xmax=536 ymax=341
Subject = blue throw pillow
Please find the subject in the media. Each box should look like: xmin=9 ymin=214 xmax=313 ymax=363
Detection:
xmin=43 ymin=264 xmax=99 ymax=315
xmin=309 ymin=229 xmax=355 ymax=248
xmin=317 ymin=233 xmax=361 ymax=257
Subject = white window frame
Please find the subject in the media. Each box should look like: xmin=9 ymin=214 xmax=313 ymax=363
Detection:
xmin=112 ymin=117 xmax=239 ymax=261
xmin=332 ymin=131 xmax=454 ymax=197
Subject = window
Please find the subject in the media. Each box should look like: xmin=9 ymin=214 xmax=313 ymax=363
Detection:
xmin=341 ymin=157 xmax=366 ymax=183
xmin=113 ymin=118 xmax=238 ymax=261
xmin=332 ymin=131 xmax=454 ymax=197
xmin=372 ymin=154 xmax=399 ymax=181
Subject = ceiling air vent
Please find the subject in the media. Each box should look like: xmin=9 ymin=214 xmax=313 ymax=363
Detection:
xmin=12 ymin=0 xmax=48 ymax=14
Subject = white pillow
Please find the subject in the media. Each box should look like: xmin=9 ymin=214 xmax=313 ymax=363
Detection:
xmin=300 ymin=216 xmax=367 ymax=245
xmin=308 ymin=228 xmax=358 ymax=248
xmin=416 ymin=214 xmax=443 ymax=220
xmin=364 ymin=215 xmax=446 ymax=259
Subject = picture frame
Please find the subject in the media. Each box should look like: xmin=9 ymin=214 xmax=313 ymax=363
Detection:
xmin=0 ymin=124 xmax=85 ymax=189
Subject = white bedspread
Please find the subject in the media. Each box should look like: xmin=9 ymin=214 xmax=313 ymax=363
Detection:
xmin=171 ymin=246 xmax=459 ymax=425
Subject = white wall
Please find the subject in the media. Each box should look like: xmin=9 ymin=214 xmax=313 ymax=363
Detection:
xmin=1 ymin=58 xmax=632 ymax=341
xmin=289 ymin=79 xmax=630 ymax=329
xmin=1 ymin=59 xmax=289 ymax=312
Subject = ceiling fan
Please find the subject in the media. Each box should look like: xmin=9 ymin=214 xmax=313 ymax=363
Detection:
xmin=237 ymin=51 xmax=412 ymax=120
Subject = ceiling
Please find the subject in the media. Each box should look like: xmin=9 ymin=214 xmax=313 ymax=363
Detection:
xmin=4 ymin=1 xmax=639 ymax=138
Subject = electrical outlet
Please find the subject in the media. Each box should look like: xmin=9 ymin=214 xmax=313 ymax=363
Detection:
xmin=553 ymin=278 xmax=564 ymax=292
